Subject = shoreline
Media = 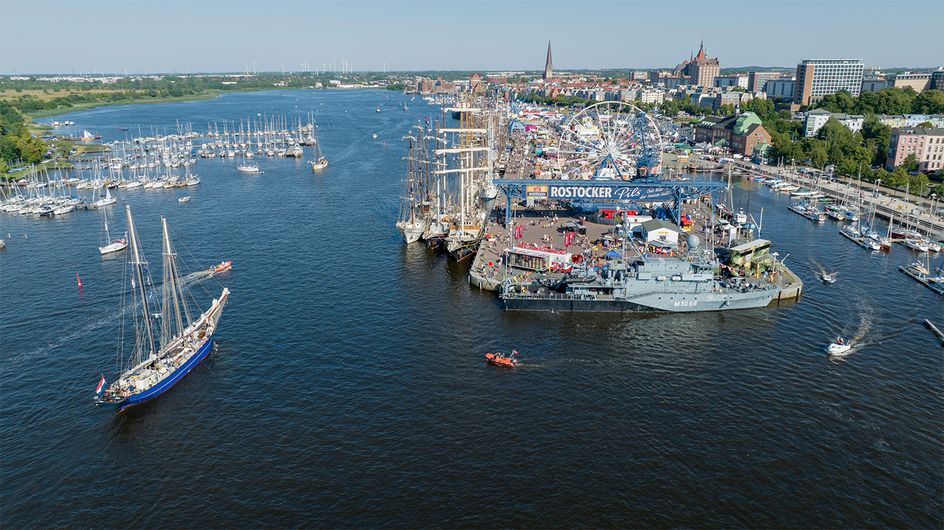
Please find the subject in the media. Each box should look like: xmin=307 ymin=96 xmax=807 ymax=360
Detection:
xmin=23 ymin=90 xmax=228 ymax=119
xmin=20 ymin=85 xmax=387 ymax=120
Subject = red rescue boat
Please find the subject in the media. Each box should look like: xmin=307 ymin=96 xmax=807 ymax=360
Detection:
xmin=484 ymin=350 xmax=519 ymax=368
xmin=209 ymin=260 xmax=233 ymax=274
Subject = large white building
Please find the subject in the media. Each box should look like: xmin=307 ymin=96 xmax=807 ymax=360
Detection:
xmin=804 ymin=109 xmax=864 ymax=137
xmin=794 ymin=59 xmax=865 ymax=105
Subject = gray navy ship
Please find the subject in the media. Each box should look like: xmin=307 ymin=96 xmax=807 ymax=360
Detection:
xmin=501 ymin=238 xmax=780 ymax=313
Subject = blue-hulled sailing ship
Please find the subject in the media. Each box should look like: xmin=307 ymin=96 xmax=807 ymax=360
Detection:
xmin=94 ymin=205 xmax=229 ymax=411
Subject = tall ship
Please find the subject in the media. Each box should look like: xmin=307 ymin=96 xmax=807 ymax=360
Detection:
xmin=396 ymin=126 xmax=431 ymax=243
xmin=438 ymin=99 xmax=494 ymax=260
xmin=94 ymin=206 xmax=229 ymax=411
xmin=502 ymin=236 xmax=779 ymax=313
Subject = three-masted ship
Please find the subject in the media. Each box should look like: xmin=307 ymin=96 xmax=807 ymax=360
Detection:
xmin=94 ymin=205 xmax=229 ymax=411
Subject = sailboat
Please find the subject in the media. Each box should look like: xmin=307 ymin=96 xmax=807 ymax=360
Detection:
xmin=309 ymin=129 xmax=328 ymax=170
xmin=93 ymin=186 xmax=117 ymax=208
xmin=94 ymin=206 xmax=230 ymax=411
xmin=237 ymin=161 xmax=261 ymax=173
xmin=98 ymin=209 xmax=128 ymax=255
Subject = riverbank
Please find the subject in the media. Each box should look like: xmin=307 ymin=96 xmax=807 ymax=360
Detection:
xmin=21 ymin=90 xmax=227 ymax=119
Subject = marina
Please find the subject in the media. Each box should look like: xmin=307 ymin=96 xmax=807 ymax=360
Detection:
xmin=1 ymin=88 xmax=941 ymax=528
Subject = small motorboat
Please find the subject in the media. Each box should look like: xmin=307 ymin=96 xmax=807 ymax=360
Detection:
xmin=819 ymin=271 xmax=837 ymax=284
xmin=178 ymin=196 xmax=191 ymax=203
xmin=208 ymin=260 xmax=233 ymax=274
xmin=484 ymin=351 xmax=519 ymax=368
xmin=372 ymin=133 xmax=378 ymax=139
xmin=827 ymin=337 xmax=852 ymax=356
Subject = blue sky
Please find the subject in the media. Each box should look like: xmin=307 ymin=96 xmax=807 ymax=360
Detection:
xmin=1 ymin=0 xmax=941 ymax=74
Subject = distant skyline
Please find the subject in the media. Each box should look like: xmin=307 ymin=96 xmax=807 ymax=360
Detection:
xmin=1 ymin=0 xmax=942 ymax=74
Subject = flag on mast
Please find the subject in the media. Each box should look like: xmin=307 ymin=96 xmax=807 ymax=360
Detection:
xmin=95 ymin=375 xmax=106 ymax=395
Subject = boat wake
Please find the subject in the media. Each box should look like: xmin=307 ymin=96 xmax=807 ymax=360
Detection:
xmin=6 ymin=270 xmax=216 ymax=368
xmin=828 ymin=303 xmax=873 ymax=360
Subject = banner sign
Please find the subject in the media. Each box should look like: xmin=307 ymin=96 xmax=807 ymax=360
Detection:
xmin=526 ymin=185 xmax=548 ymax=198
xmin=546 ymin=185 xmax=675 ymax=202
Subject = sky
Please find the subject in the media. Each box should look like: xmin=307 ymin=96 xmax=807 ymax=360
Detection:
xmin=1 ymin=0 xmax=942 ymax=74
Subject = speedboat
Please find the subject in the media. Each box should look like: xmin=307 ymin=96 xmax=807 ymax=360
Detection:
xmin=208 ymin=260 xmax=233 ymax=274
xmin=178 ymin=196 xmax=191 ymax=203
xmin=484 ymin=351 xmax=519 ymax=368
xmin=819 ymin=271 xmax=838 ymax=284
xmin=827 ymin=338 xmax=852 ymax=356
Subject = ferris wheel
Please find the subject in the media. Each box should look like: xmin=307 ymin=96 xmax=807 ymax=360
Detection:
xmin=556 ymin=101 xmax=664 ymax=180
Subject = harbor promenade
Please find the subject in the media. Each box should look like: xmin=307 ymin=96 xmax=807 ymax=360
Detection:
xmin=727 ymin=159 xmax=944 ymax=239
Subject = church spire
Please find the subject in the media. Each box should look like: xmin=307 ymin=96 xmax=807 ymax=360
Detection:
xmin=696 ymin=40 xmax=706 ymax=61
xmin=543 ymin=41 xmax=553 ymax=81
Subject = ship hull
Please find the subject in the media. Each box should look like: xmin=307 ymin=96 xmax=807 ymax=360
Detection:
xmin=115 ymin=336 xmax=214 ymax=412
xmin=503 ymin=290 xmax=776 ymax=313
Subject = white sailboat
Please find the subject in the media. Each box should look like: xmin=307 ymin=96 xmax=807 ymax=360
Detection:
xmin=98 ymin=208 xmax=128 ymax=254
xmin=93 ymin=187 xmax=117 ymax=208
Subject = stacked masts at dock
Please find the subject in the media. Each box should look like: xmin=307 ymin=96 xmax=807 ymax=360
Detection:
xmin=197 ymin=112 xmax=318 ymax=159
xmin=396 ymin=96 xmax=505 ymax=261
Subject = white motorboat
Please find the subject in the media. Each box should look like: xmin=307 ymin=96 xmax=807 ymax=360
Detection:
xmin=178 ymin=196 xmax=191 ymax=203
xmin=827 ymin=338 xmax=852 ymax=356
xmin=237 ymin=163 xmax=260 ymax=173
xmin=819 ymin=271 xmax=838 ymax=284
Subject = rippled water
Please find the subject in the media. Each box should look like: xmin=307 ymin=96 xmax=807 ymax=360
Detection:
xmin=1 ymin=90 xmax=941 ymax=527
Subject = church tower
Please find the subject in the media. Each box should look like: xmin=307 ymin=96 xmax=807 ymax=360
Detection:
xmin=543 ymin=41 xmax=553 ymax=81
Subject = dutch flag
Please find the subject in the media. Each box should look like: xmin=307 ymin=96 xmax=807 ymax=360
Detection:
xmin=95 ymin=374 xmax=106 ymax=396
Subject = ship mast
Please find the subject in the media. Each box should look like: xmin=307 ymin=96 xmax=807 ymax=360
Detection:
xmin=160 ymin=217 xmax=191 ymax=351
xmin=125 ymin=205 xmax=156 ymax=361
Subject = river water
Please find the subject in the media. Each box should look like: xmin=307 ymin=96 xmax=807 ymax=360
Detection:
xmin=1 ymin=89 xmax=941 ymax=527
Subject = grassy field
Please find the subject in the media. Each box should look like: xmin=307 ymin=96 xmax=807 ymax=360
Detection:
xmin=20 ymin=90 xmax=224 ymax=119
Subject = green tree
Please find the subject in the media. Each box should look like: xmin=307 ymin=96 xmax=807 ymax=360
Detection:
xmin=887 ymin=166 xmax=909 ymax=188
xmin=912 ymin=90 xmax=944 ymax=114
xmin=908 ymin=173 xmax=929 ymax=195
xmin=808 ymin=142 xmax=828 ymax=168
xmin=902 ymin=153 xmax=919 ymax=173
xmin=916 ymin=120 xmax=934 ymax=128
xmin=861 ymin=114 xmax=891 ymax=166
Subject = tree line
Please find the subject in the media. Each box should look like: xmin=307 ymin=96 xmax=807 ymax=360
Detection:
xmin=0 ymin=101 xmax=47 ymax=171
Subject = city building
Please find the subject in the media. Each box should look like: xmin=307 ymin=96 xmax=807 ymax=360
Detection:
xmin=672 ymin=41 xmax=721 ymax=87
xmin=886 ymin=127 xmax=944 ymax=171
xmin=891 ymin=72 xmax=931 ymax=93
xmin=860 ymin=78 xmax=888 ymax=92
xmin=747 ymin=71 xmax=783 ymax=92
xmin=878 ymin=114 xmax=944 ymax=128
xmin=543 ymin=41 xmax=553 ymax=81
xmin=640 ymin=219 xmax=685 ymax=246
xmin=693 ymin=112 xmax=771 ymax=157
xmin=766 ymin=79 xmax=795 ymax=100
xmin=804 ymin=109 xmax=864 ymax=137
xmin=931 ymin=69 xmax=944 ymax=90
xmin=715 ymin=75 xmax=748 ymax=89
xmin=793 ymin=59 xmax=865 ymax=106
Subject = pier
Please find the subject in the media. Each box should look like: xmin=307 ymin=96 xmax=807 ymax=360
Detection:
xmin=727 ymin=159 xmax=944 ymax=240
